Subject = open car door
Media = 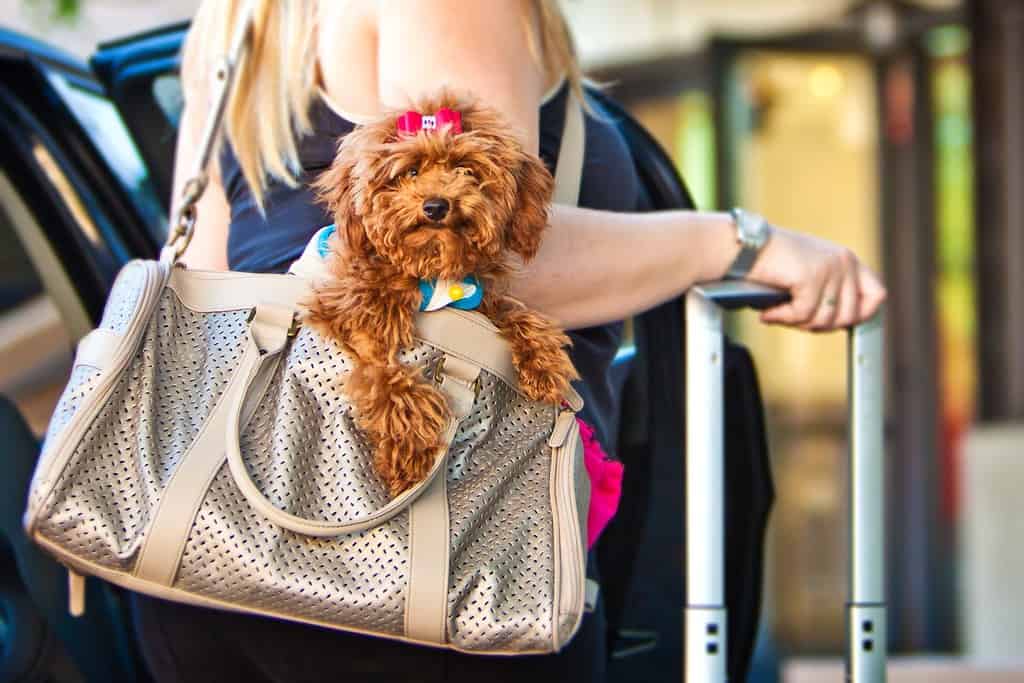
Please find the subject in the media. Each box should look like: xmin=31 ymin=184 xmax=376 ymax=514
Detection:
xmin=0 ymin=27 xmax=166 ymax=683
xmin=90 ymin=23 xmax=189 ymax=210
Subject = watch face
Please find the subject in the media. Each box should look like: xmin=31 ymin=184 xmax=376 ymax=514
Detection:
xmin=750 ymin=215 xmax=770 ymax=245
xmin=737 ymin=210 xmax=770 ymax=248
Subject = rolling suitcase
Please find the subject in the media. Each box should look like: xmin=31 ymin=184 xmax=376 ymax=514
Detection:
xmin=683 ymin=281 xmax=887 ymax=682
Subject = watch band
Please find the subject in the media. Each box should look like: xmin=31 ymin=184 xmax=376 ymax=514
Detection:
xmin=724 ymin=208 xmax=771 ymax=280
xmin=725 ymin=243 xmax=762 ymax=281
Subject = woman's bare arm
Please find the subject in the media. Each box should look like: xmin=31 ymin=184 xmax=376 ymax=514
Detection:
xmin=513 ymin=206 xmax=738 ymax=328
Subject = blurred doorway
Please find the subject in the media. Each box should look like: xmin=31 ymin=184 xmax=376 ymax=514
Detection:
xmin=711 ymin=9 xmax=972 ymax=656
xmin=718 ymin=50 xmax=882 ymax=654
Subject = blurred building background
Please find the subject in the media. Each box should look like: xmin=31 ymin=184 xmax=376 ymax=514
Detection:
xmin=561 ymin=1 xmax=1021 ymax=680
xmin=2 ymin=0 xmax=1022 ymax=680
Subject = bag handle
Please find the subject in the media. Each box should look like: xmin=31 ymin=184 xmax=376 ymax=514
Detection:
xmin=223 ymin=306 xmax=481 ymax=537
xmin=162 ymin=0 xmax=259 ymax=264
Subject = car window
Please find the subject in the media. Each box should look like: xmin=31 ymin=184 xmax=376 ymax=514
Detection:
xmin=0 ymin=222 xmax=43 ymax=308
xmin=45 ymin=69 xmax=168 ymax=242
xmin=153 ymin=73 xmax=183 ymax=128
xmin=0 ymin=200 xmax=74 ymax=437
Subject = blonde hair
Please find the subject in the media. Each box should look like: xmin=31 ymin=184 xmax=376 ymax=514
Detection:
xmin=183 ymin=0 xmax=585 ymax=207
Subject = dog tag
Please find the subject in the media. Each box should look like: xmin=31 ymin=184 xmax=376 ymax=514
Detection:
xmin=419 ymin=276 xmax=483 ymax=312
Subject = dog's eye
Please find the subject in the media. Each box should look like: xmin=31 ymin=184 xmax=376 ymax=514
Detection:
xmin=457 ymin=167 xmax=475 ymax=178
xmin=406 ymin=167 xmax=419 ymax=178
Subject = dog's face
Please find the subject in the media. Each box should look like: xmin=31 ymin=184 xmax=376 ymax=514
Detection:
xmin=314 ymin=94 xmax=554 ymax=280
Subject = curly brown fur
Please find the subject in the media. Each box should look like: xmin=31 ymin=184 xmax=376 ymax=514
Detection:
xmin=306 ymin=91 xmax=577 ymax=496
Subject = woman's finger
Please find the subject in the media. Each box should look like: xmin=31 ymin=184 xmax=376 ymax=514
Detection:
xmin=805 ymin=272 xmax=844 ymax=331
xmin=832 ymin=267 xmax=861 ymax=330
xmin=856 ymin=262 xmax=887 ymax=321
xmin=760 ymin=282 xmax=822 ymax=326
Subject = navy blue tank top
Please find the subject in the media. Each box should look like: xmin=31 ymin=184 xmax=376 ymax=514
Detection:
xmin=222 ymin=84 xmax=641 ymax=451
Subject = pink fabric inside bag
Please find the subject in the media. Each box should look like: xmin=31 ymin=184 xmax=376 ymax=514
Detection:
xmin=578 ymin=418 xmax=624 ymax=549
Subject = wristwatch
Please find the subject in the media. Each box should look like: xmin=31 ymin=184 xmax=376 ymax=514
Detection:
xmin=725 ymin=208 xmax=772 ymax=280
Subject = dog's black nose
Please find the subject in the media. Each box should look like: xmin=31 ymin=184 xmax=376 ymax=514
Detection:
xmin=422 ymin=197 xmax=450 ymax=222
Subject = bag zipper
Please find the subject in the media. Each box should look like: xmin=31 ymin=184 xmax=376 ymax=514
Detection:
xmin=27 ymin=260 xmax=167 ymax=532
xmin=551 ymin=414 xmax=585 ymax=647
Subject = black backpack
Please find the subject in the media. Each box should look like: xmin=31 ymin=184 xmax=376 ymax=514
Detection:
xmin=588 ymin=89 xmax=775 ymax=682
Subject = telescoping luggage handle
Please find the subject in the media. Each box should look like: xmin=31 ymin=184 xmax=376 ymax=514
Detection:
xmin=684 ymin=281 xmax=887 ymax=682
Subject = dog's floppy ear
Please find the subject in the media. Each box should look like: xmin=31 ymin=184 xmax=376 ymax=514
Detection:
xmin=451 ymin=95 xmax=555 ymax=262
xmin=313 ymin=141 xmax=370 ymax=258
xmin=506 ymin=151 xmax=555 ymax=262
xmin=313 ymin=123 xmax=391 ymax=259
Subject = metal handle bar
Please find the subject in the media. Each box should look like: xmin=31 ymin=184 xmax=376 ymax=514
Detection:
xmin=683 ymin=281 xmax=886 ymax=682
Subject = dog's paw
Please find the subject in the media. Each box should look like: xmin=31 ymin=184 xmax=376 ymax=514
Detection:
xmin=375 ymin=435 xmax=444 ymax=497
xmin=513 ymin=347 xmax=578 ymax=405
xmin=492 ymin=306 xmax=580 ymax=406
xmin=347 ymin=364 xmax=451 ymax=496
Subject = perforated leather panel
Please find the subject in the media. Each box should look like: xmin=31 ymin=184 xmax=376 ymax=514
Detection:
xmin=98 ymin=261 xmax=147 ymax=335
xmin=26 ymin=267 xmax=153 ymax=524
xmin=28 ymin=364 xmax=104 ymax=521
xmin=175 ymin=463 xmax=411 ymax=635
xmin=37 ymin=260 xmax=148 ymax=460
xmin=40 ymin=365 xmax=102 ymax=458
xmin=34 ymin=292 xmax=248 ymax=570
xmin=446 ymin=373 xmax=558 ymax=651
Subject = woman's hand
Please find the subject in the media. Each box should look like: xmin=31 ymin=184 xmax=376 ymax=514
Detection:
xmin=747 ymin=226 xmax=887 ymax=331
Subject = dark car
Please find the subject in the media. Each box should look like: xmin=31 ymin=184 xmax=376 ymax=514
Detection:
xmin=0 ymin=22 xmax=770 ymax=683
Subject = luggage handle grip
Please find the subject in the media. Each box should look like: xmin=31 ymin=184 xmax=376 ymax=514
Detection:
xmin=691 ymin=281 xmax=791 ymax=311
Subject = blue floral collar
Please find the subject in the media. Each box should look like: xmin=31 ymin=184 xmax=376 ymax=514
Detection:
xmin=312 ymin=225 xmax=483 ymax=312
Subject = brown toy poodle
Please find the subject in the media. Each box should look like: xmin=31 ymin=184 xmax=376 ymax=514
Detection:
xmin=306 ymin=92 xmax=578 ymax=497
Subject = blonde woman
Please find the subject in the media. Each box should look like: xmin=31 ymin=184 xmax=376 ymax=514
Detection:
xmin=133 ymin=1 xmax=887 ymax=681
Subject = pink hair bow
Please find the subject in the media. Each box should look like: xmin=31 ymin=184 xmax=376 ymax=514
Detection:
xmin=396 ymin=108 xmax=463 ymax=136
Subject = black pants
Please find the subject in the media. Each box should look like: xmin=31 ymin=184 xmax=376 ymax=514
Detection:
xmin=130 ymin=593 xmax=606 ymax=683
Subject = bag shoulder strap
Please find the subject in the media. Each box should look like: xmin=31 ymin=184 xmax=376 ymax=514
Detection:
xmin=553 ymin=92 xmax=585 ymax=207
xmin=162 ymin=0 xmax=258 ymax=264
